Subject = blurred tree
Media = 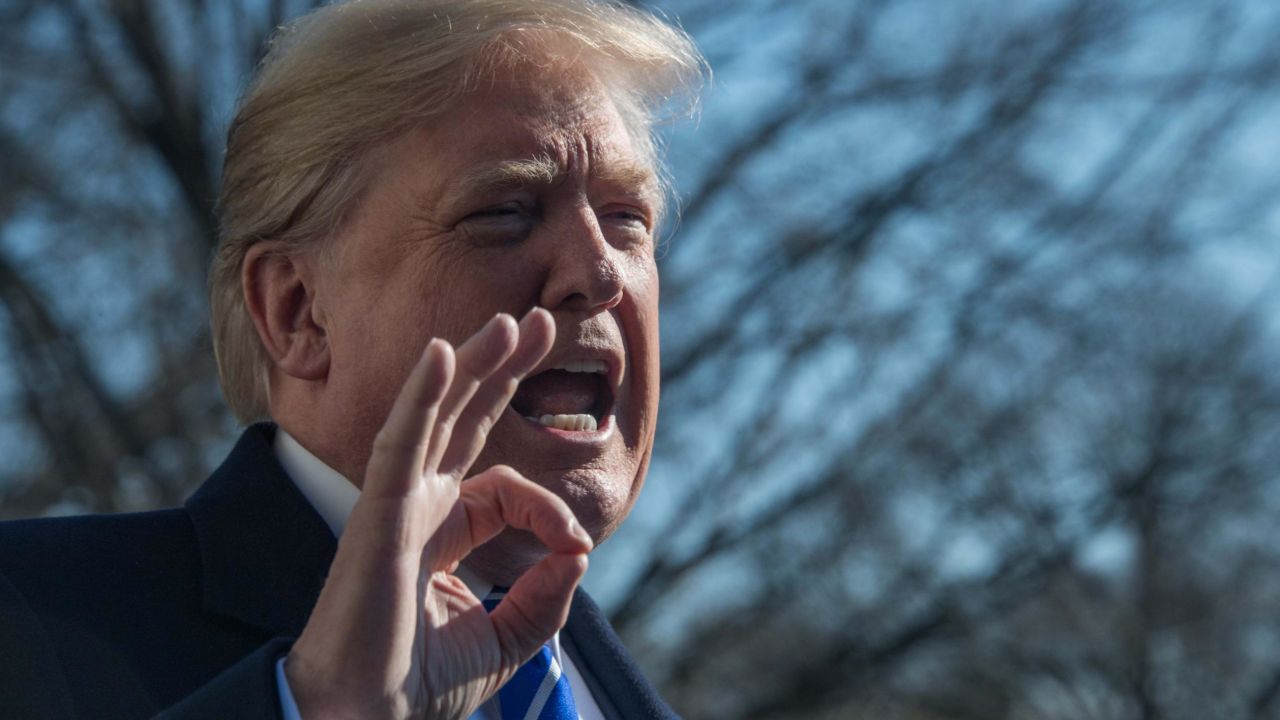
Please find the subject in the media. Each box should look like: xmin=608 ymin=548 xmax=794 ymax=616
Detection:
xmin=0 ymin=0 xmax=323 ymax=513
xmin=597 ymin=0 xmax=1280 ymax=718
xmin=5 ymin=0 xmax=1280 ymax=718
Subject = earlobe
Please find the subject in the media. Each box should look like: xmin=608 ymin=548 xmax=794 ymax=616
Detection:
xmin=242 ymin=244 xmax=330 ymax=381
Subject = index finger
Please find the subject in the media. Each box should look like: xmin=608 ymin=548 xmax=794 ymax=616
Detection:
xmin=425 ymin=464 xmax=592 ymax=571
xmin=361 ymin=337 xmax=455 ymax=502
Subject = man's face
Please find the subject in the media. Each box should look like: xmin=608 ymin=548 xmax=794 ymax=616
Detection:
xmin=310 ymin=63 xmax=661 ymax=579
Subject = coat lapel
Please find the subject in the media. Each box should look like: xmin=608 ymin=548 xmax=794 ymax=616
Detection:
xmin=563 ymin=590 xmax=680 ymax=719
xmin=183 ymin=423 xmax=337 ymax=639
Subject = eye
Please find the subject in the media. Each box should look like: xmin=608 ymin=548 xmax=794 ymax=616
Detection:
xmin=610 ymin=209 xmax=647 ymax=225
xmin=459 ymin=202 xmax=537 ymax=245
xmin=467 ymin=202 xmax=531 ymax=222
xmin=600 ymin=206 xmax=651 ymax=232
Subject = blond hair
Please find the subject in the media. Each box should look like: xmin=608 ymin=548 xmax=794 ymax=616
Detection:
xmin=210 ymin=0 xmax=705 ymax=423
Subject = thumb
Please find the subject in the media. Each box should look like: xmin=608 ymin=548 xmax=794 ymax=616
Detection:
xmin=489 ymin=552 xmax=588 ymax=668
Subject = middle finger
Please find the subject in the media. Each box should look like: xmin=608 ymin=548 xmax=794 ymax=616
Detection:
xmin=437 ymin=307 xmax=555 ymax=479
xmin=421 ymin=313 xmax=519 ymax=474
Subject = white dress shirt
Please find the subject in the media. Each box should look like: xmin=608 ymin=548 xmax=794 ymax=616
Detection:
xmin=272 ymin=430 xmax=604 ymax=720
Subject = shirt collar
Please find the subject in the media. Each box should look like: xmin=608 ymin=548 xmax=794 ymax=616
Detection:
xmin=273 ymin=429 xmax=492 ymax=600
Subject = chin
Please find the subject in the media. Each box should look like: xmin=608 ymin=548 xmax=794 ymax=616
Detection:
xmin=463 ymin=467 xmax=638 ymax=586
xmin=536 ymin=465 xmax=637 ymax=540
xmin=463 ymin=530 xmax=551 ymax=587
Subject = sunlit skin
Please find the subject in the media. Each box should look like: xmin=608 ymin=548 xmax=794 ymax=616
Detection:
xmin=263 ymin=60 xmax=662 ymax=585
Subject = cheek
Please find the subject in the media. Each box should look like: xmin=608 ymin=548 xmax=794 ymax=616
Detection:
xmin=430 ymin=254 xmax=546 ymax=334
xmin=330 ymin=309 xmax=425 ymax=419
xmin=633 ymin=269 xmax=661 ymax=463
xmin=625 ymin=257 xmax=661 ymax=394
xmin=319 ymin=261 xmax=450 ymax=408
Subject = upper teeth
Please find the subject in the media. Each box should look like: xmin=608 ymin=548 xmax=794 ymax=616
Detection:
xmin=555 ymin=360 xmax=607 ymax=374
xmin=533 ymin=413 xmax=599 ymax=432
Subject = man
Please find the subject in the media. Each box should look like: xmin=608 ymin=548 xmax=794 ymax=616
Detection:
xmin=0 ymin=0 xmax=704 ymax=717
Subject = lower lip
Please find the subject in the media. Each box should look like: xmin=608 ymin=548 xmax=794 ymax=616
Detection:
xmin=509 ymin=410 xmax=616 ymax=443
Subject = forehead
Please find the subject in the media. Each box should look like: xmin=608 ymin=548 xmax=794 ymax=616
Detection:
xmin=402 ymin=66 xmax=656 ymax=196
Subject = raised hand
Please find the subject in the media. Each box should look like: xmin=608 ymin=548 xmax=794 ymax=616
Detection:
xmin=285 ymin=308 xmax=593 ymax=719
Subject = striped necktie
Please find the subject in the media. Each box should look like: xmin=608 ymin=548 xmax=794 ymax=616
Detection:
xmin=483 ymin=588 xmax=579 ymax=720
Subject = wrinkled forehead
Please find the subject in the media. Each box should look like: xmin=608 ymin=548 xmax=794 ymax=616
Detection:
xmin=468 ymin=31 xmax=653 ymax=126
xmin=467 ymin=59 xmax=650 ymax=149
xmin=417 ymin=64 xmax=660 ymax=198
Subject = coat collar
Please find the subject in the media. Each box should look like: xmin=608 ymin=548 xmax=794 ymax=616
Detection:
xmin=564 ymin=590 xmax=680 ymax=719
xmin=183 ymin=423 xmax=337 ymax=638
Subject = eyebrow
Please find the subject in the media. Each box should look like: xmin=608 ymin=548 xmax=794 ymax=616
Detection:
xmin=595 ymin=161 xmax=661 ymax=200
xmin=449 ymin=154 xmax=660 ymax=201
xmin=455 ymin=156 xmax=560 ymax=192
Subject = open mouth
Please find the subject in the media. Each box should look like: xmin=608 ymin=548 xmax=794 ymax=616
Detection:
xmin=511 ymin=359 xmax=613 ymax=432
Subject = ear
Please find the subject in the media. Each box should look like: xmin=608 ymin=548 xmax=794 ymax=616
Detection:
xmin=242 ymin=243 xmax=330 ymax=381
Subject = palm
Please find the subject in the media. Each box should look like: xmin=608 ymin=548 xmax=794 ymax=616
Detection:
xmin=418 ymin=572 xmax=504 ymax=718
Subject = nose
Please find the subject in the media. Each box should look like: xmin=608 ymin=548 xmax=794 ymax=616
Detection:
xmin=539 ymin=209 xmax=625 ymax=314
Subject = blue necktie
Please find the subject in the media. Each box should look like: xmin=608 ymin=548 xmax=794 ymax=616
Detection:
xmin=483 ymin=589 xmax=578 ymax=720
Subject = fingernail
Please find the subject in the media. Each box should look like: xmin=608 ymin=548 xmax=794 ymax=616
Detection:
xmin=478 ymin=314 xmax=513 ymax=345
xmin=519 ymin=306 xmax=546 ymax=325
